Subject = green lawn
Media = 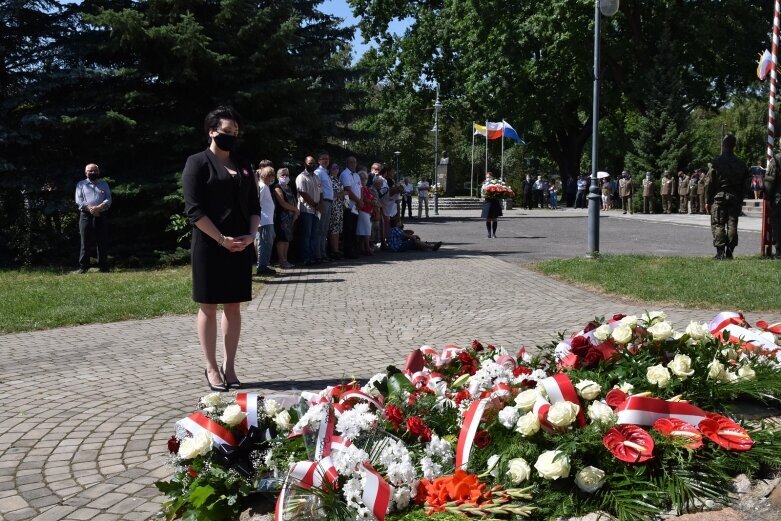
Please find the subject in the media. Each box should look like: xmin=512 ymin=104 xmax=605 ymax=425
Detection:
xmin=0 ymin=267 xmax=202 ymax=333
xmin=532 ymin=255 xmax=781 ymax=312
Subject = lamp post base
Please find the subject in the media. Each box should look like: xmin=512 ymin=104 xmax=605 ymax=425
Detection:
xmin=434 ymin=194 xmax=439 ymax=215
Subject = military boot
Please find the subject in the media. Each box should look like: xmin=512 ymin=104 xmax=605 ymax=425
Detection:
xmin=714 ymin=247 xmax=725 ymax=260
xmin=724 ymin=247 xmax=734 ymax=260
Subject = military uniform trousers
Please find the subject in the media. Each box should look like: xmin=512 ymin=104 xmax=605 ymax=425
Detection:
xmin=679 ymin=194 xmax=689 ymax=213
xmin=710 ymin=197 xmax=742 ymax=249
xmin=661 ymin=194 xmax=673 ymax=213
xmin=643 ymin=196 xmax=653 ymax=214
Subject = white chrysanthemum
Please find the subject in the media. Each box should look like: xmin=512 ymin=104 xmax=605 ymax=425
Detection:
xmin=498 ymin=406 xmax=520 ymax=429
xmin=336 ymin=403 xmax=377 ymax=440
xmin=420 ymin=456 xmax=443 ymax=480
xmin=291 ymin=403 xmax=325 ymax=434
xmin=427 ymin=435 xmax=454 ymax=465
xmin=468 ymin=360 xmax=514 ymax=396
xmin=332 ymin=444 xmax=370 ymax=476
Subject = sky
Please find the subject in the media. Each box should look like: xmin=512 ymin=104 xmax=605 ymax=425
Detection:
xmin=319 ymin=0 xmax=410 ymax=63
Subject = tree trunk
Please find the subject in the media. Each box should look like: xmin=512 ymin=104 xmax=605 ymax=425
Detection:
xmin=545 ymin=116 xmax=592 ymax=184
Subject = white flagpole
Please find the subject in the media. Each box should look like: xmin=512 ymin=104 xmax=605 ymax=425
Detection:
xmin=485 ymin=120 xmax=489 ymax=178
xmin=500 ymin=119 xmax=505 ymax=180
xmin=470 ymin=123 xmax=475 ymax=198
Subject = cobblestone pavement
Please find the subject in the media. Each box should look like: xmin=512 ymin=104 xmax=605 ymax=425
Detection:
xmin=1 ymin=211 xmax=779 ymax=520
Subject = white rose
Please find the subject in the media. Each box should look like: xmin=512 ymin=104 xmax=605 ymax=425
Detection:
xmin=506 ymin=458 xmax=531 ymax=484
xmin=546 ymin=401 xmax=580 ymax=429
xmin=575 ymin=380 xmax=602 ymax=401
xmin=534 ymin=450 xmax=571 ymax=480
xmin=220 ymin=404 xmax=247 ymax=427
xmin=498 ymin=406 xmax=520 ymax=429
xmin=611 ymin=325 xmax=633 ymax=345
xmin=642 ymin=311 xmax=667 ymax=325
xmin=515 ymin=412 xmax=541 ymax=437
xmin=274 ymin=410 xmax=293 ymax=431
xmin=685 ymin=321 xmax=709 ymax=340
xmin=486 ymin=454 xmax=500 ymax=477
xmin=615 ymin=382 xmax=634 ymax=393
xmin=667 ymin=354 xmax=695 ymax=380
xmin=178 ymin=432 xmax=212 ymax=460
xmin=575 ymin=466 xmax=606 ymax=493
xmin=619 ymin=315 xmax=638 ymax=328
xmin=721 ymin=348 xmax=738 ymax=359
xmin=514 ymin=389 xmax=539 ymax=412
xmin=737 ymin=366 xmax=756 ymax=381
xmin=263 ymin=399 xmax=282 ymax=416
xmin=593 ymin=324 xmax=612 ymax=341
xmin=725 ymin=370 xmax=739 ymax=383
xmin=647 ymin=321 xmax=674 ymax=340
xmin=646 ymin=364 xmax=671 ymax=388
xmin=587 ymin=401 xmax=616 ymax=425
xmin=200 ymin=392 xmax=222 ymax=408
xmin=707 ymin=360 xmax=726 ymax=381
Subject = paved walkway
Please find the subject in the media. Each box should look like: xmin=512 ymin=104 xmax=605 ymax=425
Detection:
xmin=1 ymin=215 xmax=779 ymax=520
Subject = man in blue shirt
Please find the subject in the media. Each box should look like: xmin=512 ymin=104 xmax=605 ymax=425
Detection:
xmin=74 ymin=163 xmax=112 ymax=272
xmin=388 ymin=223 xmax=442 ymax=252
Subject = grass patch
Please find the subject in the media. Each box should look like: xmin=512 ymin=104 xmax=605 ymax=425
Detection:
xmin=0 ymin=266 xmax=264 ymax=333
xmin=531 ymin=255 xmax=781 ymax=312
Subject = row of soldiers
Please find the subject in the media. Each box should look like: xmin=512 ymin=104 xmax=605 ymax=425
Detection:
xmin=638 ymin=169 xmax=709 ymax=215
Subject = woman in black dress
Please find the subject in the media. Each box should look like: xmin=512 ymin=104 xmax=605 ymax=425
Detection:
xmin=182 ymin=107 xmax=260 ymax=391
xmin=481 ymin=171 xmax=502 ymax=238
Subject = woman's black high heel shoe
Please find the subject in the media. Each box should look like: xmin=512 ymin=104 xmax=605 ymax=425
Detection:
xmin=205 ymin=369 xmax=228 ymax=392
xmin=220 ymin=364 xmax=242 ymax=390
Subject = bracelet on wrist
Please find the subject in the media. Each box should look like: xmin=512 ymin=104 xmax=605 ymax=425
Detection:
xmin=218 ymin=234 xmax=226 ymax=247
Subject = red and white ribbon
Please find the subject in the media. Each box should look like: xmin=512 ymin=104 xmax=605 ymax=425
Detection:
xmin=338 ymin=389 xmax=385 ymax=412
xmin=539 ymin=374 xmax=587 ymax=428
xmin=455 ymin=398 xmax=490 ymax=468
xmin=708 ymin=312 xmax=746 ymax=334
xmin=419 ymin=344 xmax=465 ymax=367
xmin=176 ymin=412 xmax=238 ymax=447
xmin=711 ymin=323 xmax=777 ymax=352
xmin=361 ymin=462 xmax=392 ymax=520
xmin=235 ymin=393 xmax=259 ymax=432
xmin=615 ymin=396 xmax=708 ymax=427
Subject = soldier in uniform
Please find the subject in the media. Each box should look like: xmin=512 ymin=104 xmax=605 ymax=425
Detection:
xmin=660 ymin=170 xmax=674 ymax=214
xmin=688 ymin=171 xmax=699 ymax=214
xmin=678 ymin=171 xmax=690 ymax=213
xmin=706 ymin=135 xmax=749 ymax=259
xmin=698 ymin=168 xmax=708 ymax=214
xmin=765 ymin=152 xmax=781 ymax=258
xmin=642 ymin=172 xmax=655 ymax=213
xmin=618 ymin=170 xmax=634 ymax=214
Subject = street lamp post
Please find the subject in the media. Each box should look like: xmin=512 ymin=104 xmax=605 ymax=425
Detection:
xmin=587 ymin=0 xmax=619 ymax=257
xmin=433 ymin=89 xmax=442 ymax=215
xmin=394 ymin=150 xmax=401 ymax=174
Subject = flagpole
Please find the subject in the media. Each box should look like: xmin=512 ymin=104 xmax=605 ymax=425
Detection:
xmin=500 ymin=119 xmax=505 ymax=181
xmin=485 ymin=120 xmax=488 ymax=178
xmin=763 ymin=2 xmax=780 ymax=256
xmin=470 ymin=123 xmax=475 ymax=198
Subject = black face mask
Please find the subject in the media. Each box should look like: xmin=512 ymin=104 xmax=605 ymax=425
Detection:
xmin=87 ymin=173 xmax=99 ymax=181
xmin=212 ymin=132 xmax=237 ymax=152
xmin=305 ymin=164 xmax=316 ymax=173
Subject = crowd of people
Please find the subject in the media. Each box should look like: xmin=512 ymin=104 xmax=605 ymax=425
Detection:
xmin=519 ymin=166 xmax=766 ymax=216
xmin=253 ymin=152 xmax=442 ymax=275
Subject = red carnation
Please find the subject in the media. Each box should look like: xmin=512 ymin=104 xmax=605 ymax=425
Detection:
xmin=459 ymin=351 xmax=475 ymax=364
xmin=167 ymin=435 xmax=180 ymax=454
xmin=471 ymin=340 xmax=484 ymax=351
xmin=406 ymin=417 xmax=432 ymax=442
xmin=385 ymin=405 xmax=404 ymax=431
xmin=513 ymin=366 xmax=532 ymax=377
xmin=486 ymin=344 xmax=496 ymax=351
xmin=474 ymin=430 xmax=492 ymax=448
xmin=453 ymin=389 xmax=471 ymax=406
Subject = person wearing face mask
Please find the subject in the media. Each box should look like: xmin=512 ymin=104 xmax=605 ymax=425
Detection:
xmin=74 ymin=163 xmax=112 ymax=273
xmin=295 ymin=156 xmax=323 ymax=265
xmin=182 ymin=106 xmax=260 ymax=392
xmin=272 ymin=168 xmax=299 ymax=268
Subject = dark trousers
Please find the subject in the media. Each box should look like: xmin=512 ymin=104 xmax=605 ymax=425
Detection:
xmin=711 ymin=198 xmax=741 ymax=250
xmin=342 ymin=208 xmax=358 ymax=256
xmin=79 ymin=212 xmax=109 ymax=270
xmin=401 ymin=195 xmax=412 ymax=218
xmin=575 ymin=191 xmax=586 ymax=208
xmin=523 ymin=191 xmax=533 ymax=209
xmin=297 ymin=212 xmax=319 ymax=263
